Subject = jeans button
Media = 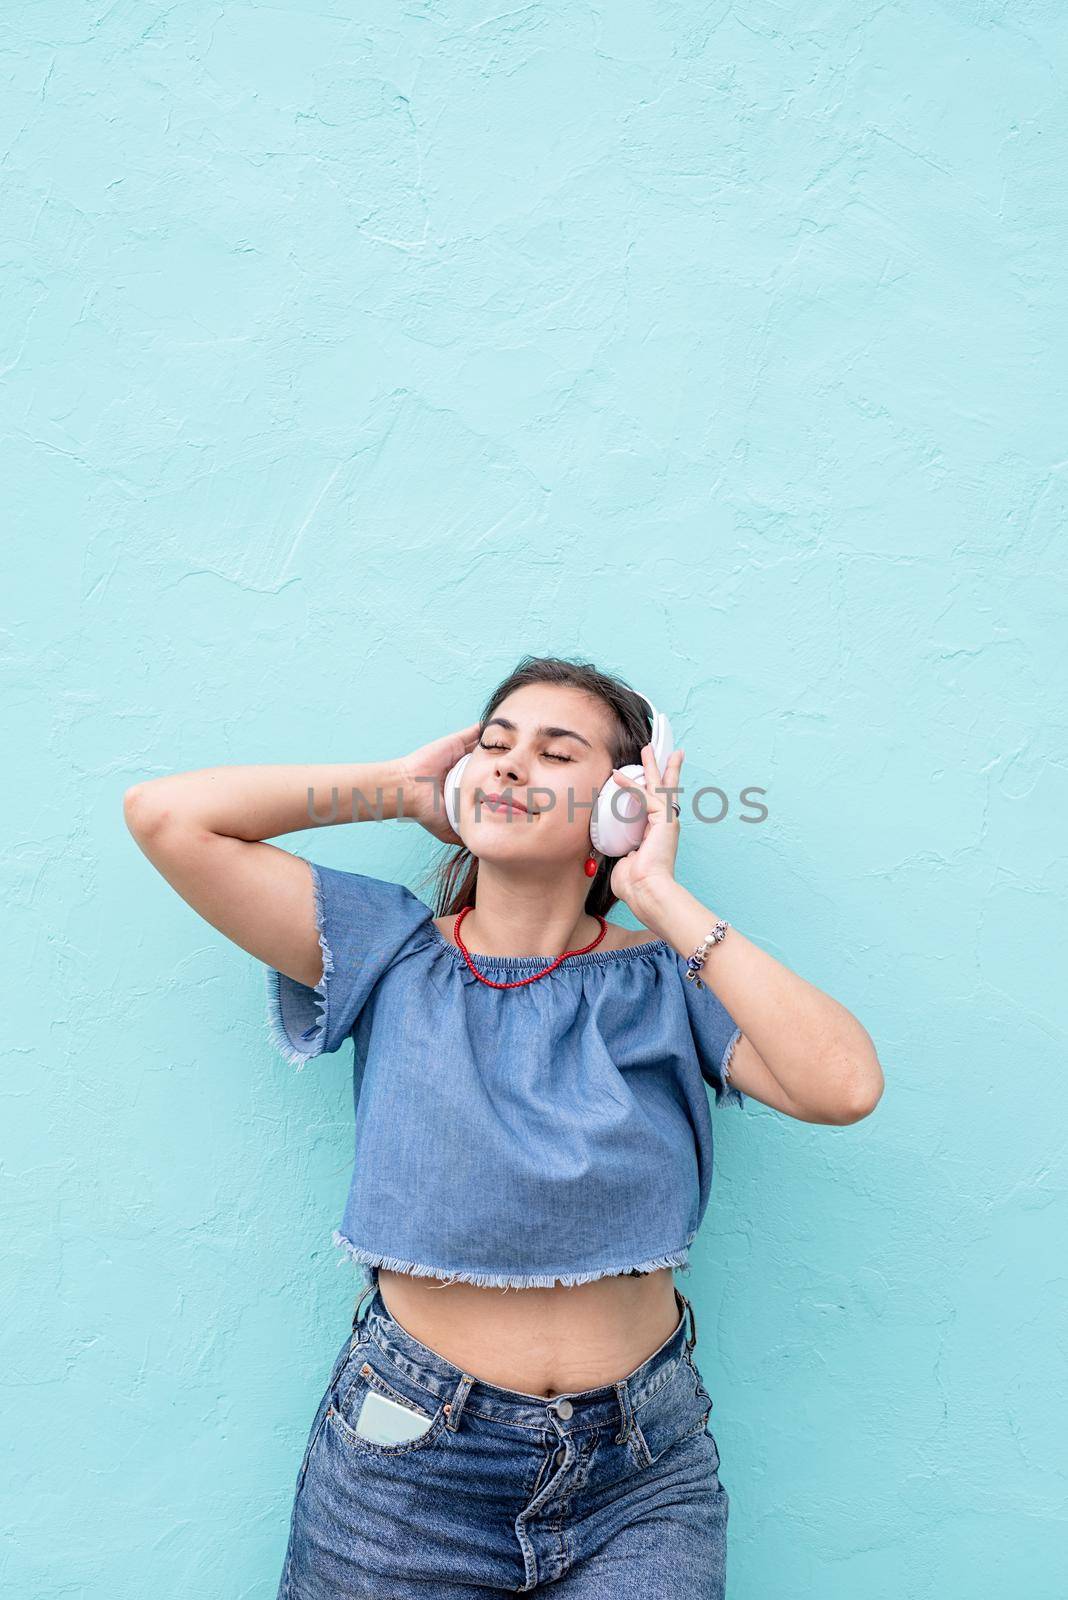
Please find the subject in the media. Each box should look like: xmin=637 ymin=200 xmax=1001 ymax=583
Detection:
xmin=553 ymin=1398 xmax=574 ymax=1419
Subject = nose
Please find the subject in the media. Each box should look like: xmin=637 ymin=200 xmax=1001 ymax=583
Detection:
xmin=495 ymin=756 xmax=525 ymax=787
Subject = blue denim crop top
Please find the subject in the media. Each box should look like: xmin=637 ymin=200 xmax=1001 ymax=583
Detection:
xmin=264 ymin=860 xmax=746 ymax=1290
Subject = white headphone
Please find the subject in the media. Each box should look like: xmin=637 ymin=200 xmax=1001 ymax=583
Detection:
xmin=443 ymin=690 xmax=675 ymax=860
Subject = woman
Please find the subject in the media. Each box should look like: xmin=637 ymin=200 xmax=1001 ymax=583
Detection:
xmin=124 ymin=655 xmax=883 ymax=1598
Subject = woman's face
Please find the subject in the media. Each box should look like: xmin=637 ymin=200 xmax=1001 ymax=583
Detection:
xmin=459 ymin=684 xmax=617 ymax=871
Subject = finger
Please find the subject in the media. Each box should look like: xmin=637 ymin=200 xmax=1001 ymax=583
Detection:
xmin=636 ymin=745 xmax=668 ymax=819
xmin=610 ymin=767 xmax=649 ymax=823
xmin=649 ymin=741 xmax=675 ymax=792
xmin=666 ymin=748 xmax=685 ymax=821
xmin=635 ymin=742 xmax=658 ymax=794
xmin=650 ymin=742 xmax=675 ymax=799
xmin=612 ymin=750 xmax=661 ymax=801
xmin=650 ymin=749 xmax=681 ymax=820
xmin=611 ymin=754 xmax=673 ymax=817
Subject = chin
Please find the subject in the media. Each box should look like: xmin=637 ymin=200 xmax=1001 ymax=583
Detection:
xmin=469 ymin=840 xmax=542 ymax=865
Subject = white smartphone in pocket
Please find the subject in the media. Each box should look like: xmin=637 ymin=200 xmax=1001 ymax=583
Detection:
xmin=354 ymin=1388 xmax=436 ymax=1445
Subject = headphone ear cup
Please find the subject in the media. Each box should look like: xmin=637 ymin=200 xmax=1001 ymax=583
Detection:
xmin=589 ymin=787 xmax=607 ymax=854
xmin=592 ymin=765 xmax=647 ymax=858
xmin=592 ymin=692 xmax=674 ymax=859
xmin=444 ymin=752 xmax=471 ymax=834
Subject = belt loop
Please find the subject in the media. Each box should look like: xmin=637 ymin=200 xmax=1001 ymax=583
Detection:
xmin=676 ymin=1288 xmax=697 ymax=1352
xmin=350 ymin=1279 xmax=377 ymax=1340
xmin=444 ymin=1373 xmax=474 ymax=1432
xmin=613 ymin=1380 xmax=634 ymax=1445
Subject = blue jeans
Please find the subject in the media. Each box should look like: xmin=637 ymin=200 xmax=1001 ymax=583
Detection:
xmin=277 ymin=1279 xmax=730 ymax=1597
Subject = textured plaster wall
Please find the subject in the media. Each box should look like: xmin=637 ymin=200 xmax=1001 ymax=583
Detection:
xmin=4 ymin=2 xmax=1066 ymax=1596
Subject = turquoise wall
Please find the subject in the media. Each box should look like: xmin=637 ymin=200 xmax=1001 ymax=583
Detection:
xmin=5 ymin=3 xmax=1065 ymax=1595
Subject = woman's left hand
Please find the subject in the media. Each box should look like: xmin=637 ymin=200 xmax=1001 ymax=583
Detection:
xmin=608 ymin=745 xmax=685 ymax=913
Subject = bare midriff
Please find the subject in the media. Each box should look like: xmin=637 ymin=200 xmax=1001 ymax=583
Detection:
xmin=377 ymin=1267 xmax=682 ymax=1398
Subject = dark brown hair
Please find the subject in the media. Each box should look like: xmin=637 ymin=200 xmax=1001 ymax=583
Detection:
xmin=413 ymin=654 xmax=656 ymax=920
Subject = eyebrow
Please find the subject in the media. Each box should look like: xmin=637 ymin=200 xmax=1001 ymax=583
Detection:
xmin=482 ymin=716 xmax=594 ymax=751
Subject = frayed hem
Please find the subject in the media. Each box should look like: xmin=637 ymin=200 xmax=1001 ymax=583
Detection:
xmin=331 ymin=1230 xmax=697 ymax=1290
xmin=717 ymin=1025 xmax=746 ymax=1108
xmin=264 ymin=861 xmax=333 ymax=1072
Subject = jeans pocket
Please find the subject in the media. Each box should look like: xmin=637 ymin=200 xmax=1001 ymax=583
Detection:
xmin=328 ymin=1341 xmax=449 ymax=1458
xmin=682 ymin=1348 xmax=715 ymax=1422
xmin=627 ymin=1351 xmax=714 ymax=1469
xmin=682 ymin=1347 xmax=722 ymax=1471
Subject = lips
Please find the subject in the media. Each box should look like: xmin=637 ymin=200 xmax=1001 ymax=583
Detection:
xmin=484 ymin=792 xmax=529 ymax=814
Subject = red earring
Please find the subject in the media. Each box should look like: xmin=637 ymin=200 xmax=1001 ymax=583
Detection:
xmin=584 ymin=854 xmax=598 ymax=878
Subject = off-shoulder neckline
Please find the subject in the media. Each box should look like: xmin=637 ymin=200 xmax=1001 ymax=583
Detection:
xmin=423 ymin=916 xmax=670 ymax=969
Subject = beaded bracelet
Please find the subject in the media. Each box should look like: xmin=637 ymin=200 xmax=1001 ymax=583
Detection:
xmin=684 ymin=922 xmax=730 ymax=988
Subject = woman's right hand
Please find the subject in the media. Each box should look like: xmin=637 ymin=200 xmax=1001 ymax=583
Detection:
xmin=397 ymin=721 xmax=482 ymax=845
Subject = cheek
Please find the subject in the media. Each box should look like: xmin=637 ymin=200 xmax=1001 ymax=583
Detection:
xmin=539 ymin=774 xmax=597 ymax=836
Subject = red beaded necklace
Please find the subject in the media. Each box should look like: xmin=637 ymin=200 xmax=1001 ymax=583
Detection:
xmin=452 ymin=903 xmax=609 ymax=990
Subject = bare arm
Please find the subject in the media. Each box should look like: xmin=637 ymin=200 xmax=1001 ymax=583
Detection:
xmin=123 ymin=760 xmax=409 ymax=990
xmin=611 ymin=746 xmax=884 ymax=1127
xmin=125 ymin=759 xmax=411 ymax=841
xmin=637 ymin=878 xmax=884 ymax=1126
xmin=123 ymin=725 xmax=481 ymax=993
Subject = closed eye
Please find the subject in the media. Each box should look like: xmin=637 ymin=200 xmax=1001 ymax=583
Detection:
xmin=478 ymin=740 xmax=574 ymax=764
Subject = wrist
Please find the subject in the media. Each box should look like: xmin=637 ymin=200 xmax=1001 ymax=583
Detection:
xmin=391 ymin=758 xmax=421 ymax=822
xmin=393 ymin=758 xmax=448 ymax=827
xmin=334 ymin=760 xmax=410 ymax=823
xmin=630 ymin=875 xmax=689 ymax=936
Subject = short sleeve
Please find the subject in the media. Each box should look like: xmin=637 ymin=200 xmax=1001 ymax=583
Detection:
xmin=674 ymin=953 xmax=746 ymax=1109
xmin=264 ymin=860 xmax=431 ymax=1069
